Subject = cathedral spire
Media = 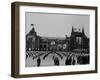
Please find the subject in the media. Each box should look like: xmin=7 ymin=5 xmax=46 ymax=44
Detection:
xmin=82 ymin=26 xmax=86 ymax=37
xmin=72 ymin=26 xmax=74 ymax=33
xmin=82 ymin=26 xmax=84 ymax=34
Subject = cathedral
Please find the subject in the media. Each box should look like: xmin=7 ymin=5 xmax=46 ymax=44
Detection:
xmin=26 ymin=25 xmax=89 ymax=52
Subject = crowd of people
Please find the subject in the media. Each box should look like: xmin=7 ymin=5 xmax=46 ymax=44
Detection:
xmin=26 ymin=51 xmax=90 ymax=67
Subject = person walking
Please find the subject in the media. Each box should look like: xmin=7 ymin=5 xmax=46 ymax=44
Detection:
xmin=71 ymin=55 xmax=76 ymax=65
xmin=54 ymin=57 xmax=59 ymax=66
xmin=37 ymin=57 xmax=41 ymax=67
xmin=65 ymin=55 xmax=72 ymax=65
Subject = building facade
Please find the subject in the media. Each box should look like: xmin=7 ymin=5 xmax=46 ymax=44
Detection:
xmin=26 ymin=26 xmax=89 ymax=52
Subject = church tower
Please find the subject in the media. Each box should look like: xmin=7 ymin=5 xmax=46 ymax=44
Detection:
xmin=26 ymin=24 xmax=37 ymax=50
xmin=69 ymin=26 xmax=89 ymax=51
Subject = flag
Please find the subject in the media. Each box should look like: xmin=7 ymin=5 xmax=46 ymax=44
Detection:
xmin=31 ymin=24 xmax=34 ymax=26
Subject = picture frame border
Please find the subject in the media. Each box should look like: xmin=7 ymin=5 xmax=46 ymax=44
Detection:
xmin=11 ymin=2 xmax=98 ymax=78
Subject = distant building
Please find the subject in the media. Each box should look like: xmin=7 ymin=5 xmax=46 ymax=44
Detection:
xmin=26 ymin=25 xmax=89 ymax=52
xmin=69 ymin=26 xmax=89 ymax=52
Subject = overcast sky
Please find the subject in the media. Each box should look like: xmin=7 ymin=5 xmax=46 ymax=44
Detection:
xmin=26 ymin=12 xmax=89 ymax=38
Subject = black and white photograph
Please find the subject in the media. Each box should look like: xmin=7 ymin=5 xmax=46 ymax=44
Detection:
xmin=11 ymin=2 xmax=97 ymax=77
xmin=25 ymin=12 xmax=90 ymax=67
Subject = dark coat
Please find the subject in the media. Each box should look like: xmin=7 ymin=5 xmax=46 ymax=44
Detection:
xmin=37 ymin=58 xmax=41 ymax=67
xmin=65 ymin=57 xmax=72 ymax=65
xmin=54 ymin=57 xmax=59 ymax=66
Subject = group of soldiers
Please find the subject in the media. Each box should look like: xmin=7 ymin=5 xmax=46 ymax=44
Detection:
xmin=26 ymin=51 xmax=89 ymax=67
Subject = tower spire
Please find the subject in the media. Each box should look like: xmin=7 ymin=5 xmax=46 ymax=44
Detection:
xmin=82 ymin=26 xmax=84 ymax=33
xmin=82 ymin=26 xmax=86 ymax=37
xmin=72 ymin=26 xmax=74 ymax=32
